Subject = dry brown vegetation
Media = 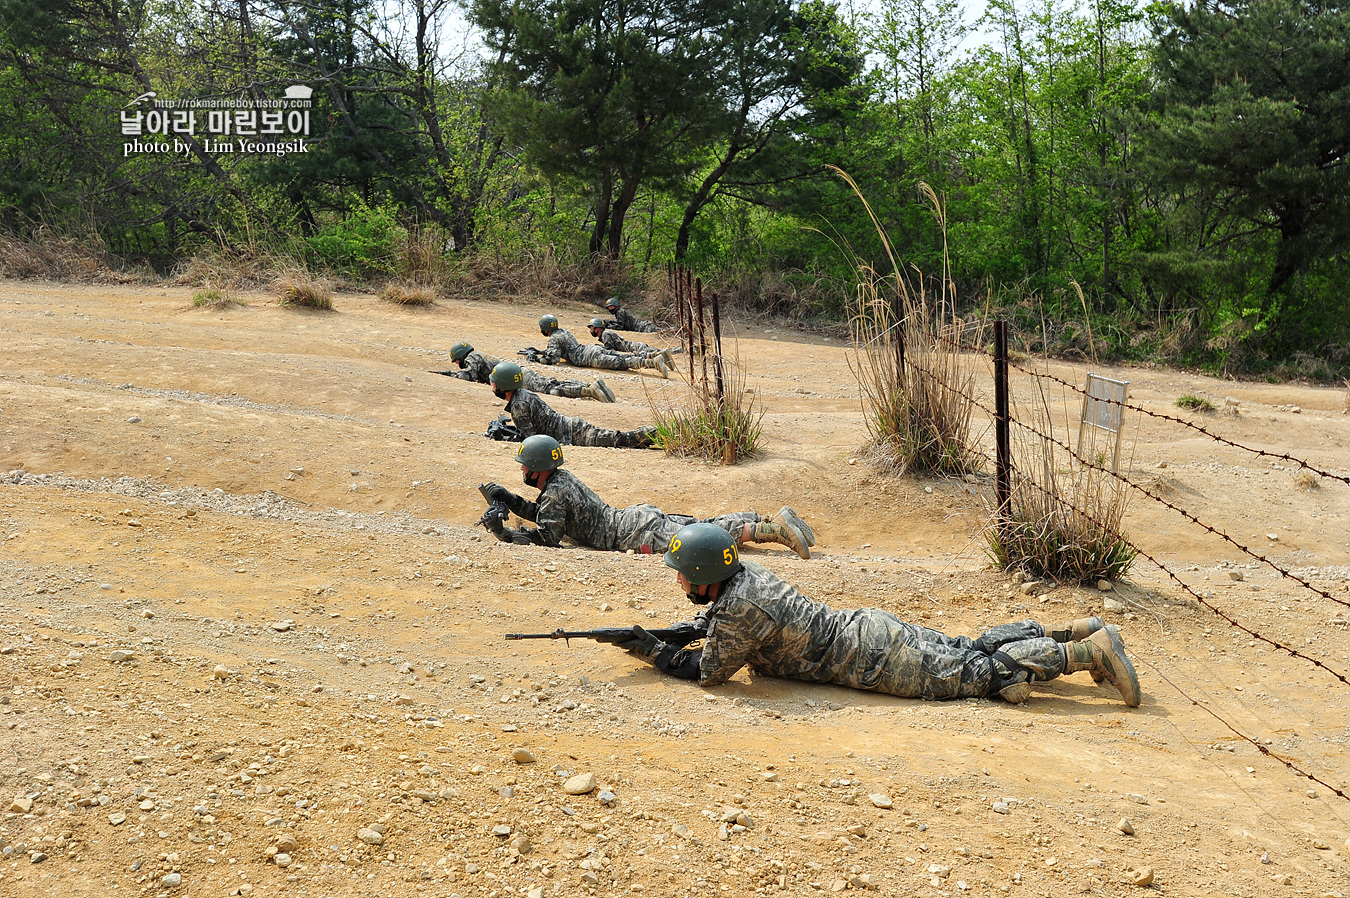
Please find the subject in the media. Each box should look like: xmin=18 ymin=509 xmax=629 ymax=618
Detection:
xmin=377 ymin=283 xmax=436 ymax=306
xmin=276 ymin=267 xmax=334 ymax=309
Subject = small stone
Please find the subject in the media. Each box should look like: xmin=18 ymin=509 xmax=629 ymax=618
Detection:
xmin=274 ymin=834 xmax=299 ymax=853
xmin=1117 ymin=818 xmax=1134 ymax=835
xmin=1103 ymin=598 xmax=1126 ymax=614
xmin=271 ymin=620 xmax=293 ymax=632
xmin=510 ymin=833 xmax=532 ymax=855
xmin=29 ymin=851 xmax=47 ymax=863
xmin=581 ymin=872 xmax=600 ymax=886
xmin=109 ymin=650 xmax=135 ymax=663
xmin=273 ymin=852 xmax=292 ymax=867
xmin=511 ymin=748 xmax=537 ymax=764
xmin=1125 ymin=793 xmax=1148 ymax=804
xmin=1228 ymin=571 xmax=1244 ymax=581
xmin=868 ymin=793 xmax=892 ymax=809
xmin=393 ymin=695 xmax=414 ymax=706
xmin=109 ymin=811 xmax=127 ymax=825
xmin=672 ymin=824 xmax=691 ymax=839
xmin=1125 ymin=866 xmax=1154 ymax=886
xmin=212 ymin=664 xmax=230 ymax=680
xmin=9 ymin=797 xmax=33 ymax=814
xmin=357 ymin=827 xmax=384 ymax=845
xmin=491 ymin=824 xmax=512 ymax=837
xmin=161 ymin=872 xmax=182 ymax=888
xmin=1270 ymin=873 xmax=1293 ymax=885
xmin=1097 ymin=580 xmax=1113 ymax=591
xmin=991 ymin=801 xmax=1010 ymax=815
xmin=563 ymin=772 xmax=596 ymax=795
xmin=1312 ymin=839 xmax=1330 ymax=850
xmin=127 ymin=416 xmax=142 ymax=424
xmin=597 ymin=790 xmax=616 ymax=805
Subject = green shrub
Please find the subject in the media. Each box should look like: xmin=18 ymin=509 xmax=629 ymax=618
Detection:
xmin=305 ymin=203 xmax=403 ymax=277
xmin=191 ymin=287 xmax=238 ymax=309
xmin=1175 ymin=393 xmax=1215 ymax=411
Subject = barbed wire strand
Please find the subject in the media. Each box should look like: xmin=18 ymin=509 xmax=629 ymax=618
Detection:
xmin=931 ymin=330 xmax=1350 ymax=488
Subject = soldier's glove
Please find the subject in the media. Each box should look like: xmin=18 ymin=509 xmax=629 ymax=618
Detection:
xmin=663 ymin=621 xmax=706 ymax=648
xmin=614 ymin=625 xmax=665 ymax=661
xmin=518 ymin=348 xmax=543 ymax=363
xmin=480 ymin=482 xmax=513 ymax=504
xmin=498 ymin=526 xmax=541 ymax=546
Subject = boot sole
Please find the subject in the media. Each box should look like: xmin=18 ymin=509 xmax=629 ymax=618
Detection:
xmin=775 ymin=506 xmax=815 ymax=546
xmin=1096 ymin=626 xmax=1141 ymax=707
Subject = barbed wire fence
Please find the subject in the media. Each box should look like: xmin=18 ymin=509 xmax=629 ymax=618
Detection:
xmin=868 ymin=314 xmax=1349 ymax=802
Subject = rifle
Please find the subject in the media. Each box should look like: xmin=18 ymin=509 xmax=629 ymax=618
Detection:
xmin=517 ymin=347 xmax=543 ymax=364
xmin=505 ymin=626 xmax=703 ymax=647
xmin=476 ymin=483 xmax=510 ymax=533
xmin=484 ymin=415 xmax=522 ymax=442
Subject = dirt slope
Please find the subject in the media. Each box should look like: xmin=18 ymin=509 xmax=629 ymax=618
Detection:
xmin=1 ymin=281 xmax=1348 ymax=898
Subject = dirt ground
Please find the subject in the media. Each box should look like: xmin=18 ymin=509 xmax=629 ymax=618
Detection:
xmin=1 ymin=281 xmax=1348 ymax=898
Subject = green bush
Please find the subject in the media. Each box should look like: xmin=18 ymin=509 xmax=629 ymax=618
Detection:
xmin=305 ymin=203 xmax=403 ymax=277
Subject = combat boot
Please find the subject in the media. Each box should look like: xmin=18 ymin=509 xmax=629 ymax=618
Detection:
xmin=747 ymin=520 xmax=810 ymax=560
xmin=588 ymin=378 xmax=616 ymax=403
xmin=1045 ymin=616 xmax=1104 ymax=643
xmin=1064 ymin=626 xmax=1140 ymax=707
xmin=773 ymin=506 xmax=815 ymax=547
xmin=640 ymin=356 xmax=669 ymax=378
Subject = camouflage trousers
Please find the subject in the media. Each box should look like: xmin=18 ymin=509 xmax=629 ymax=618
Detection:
xmin=610 ymin=507 xmax=759 ymax=554
xmin=870 ymin=620 xmax=1064 ymax=700
xmin=569 ymin=421 xmax=657 ymax=449
xmin=523 ymin=369 xmax=590 ymax=399
xmin=571 ymin=344 xmax=636 ymax=371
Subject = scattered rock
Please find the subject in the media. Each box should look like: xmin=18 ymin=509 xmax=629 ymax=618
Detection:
xmin=127 ymin=416 xmax=142 ymax=424
xmin=563 ymin=772 xmax=596 ymax=795
xmin=9 ymin=797 xmax=33 ymax=814
xmin=109 ymin=650 xmax=135 ymax=663
xmin=271 ymin=620 xmax=294 ymax=632
xmin=1103 ymin=598 xmax=1126 ymax=614
xmin=491 ymin=824 xmax=512 ymax=837
xmin=212 ymin=664 xmax=230 ymax=680
xmin=274 ymin=834 xmax=299 ymax=853
xmin=868 ymin=793 xmax=893 ymax=809
xmin=273 ymin=852 xmax=292 ymax=867
xmin=109 ymin=811 xmax=127 ymax=825
xmin=1097 ymin=579 xmax=1113 ymax=591
xmin=1117 ymin=818 xmax=1135 ymax=835
xmin=29 ymin=851 xmax=47 ymax=863
xmin=511 ymin=748 xmax=537 ymax=764
xmin=357 ymin=827 xmax=384 ymax=845
xmin=162 ymin=872 xmax=182 ymax=888
xmin=1125 ymin=793 xmax=1148 ymax=804
xmin=1125 ymin=866 xmax=1153 ymax=886
xmin=1228 ymin=571 xmax=1244 ymax=581
xmin=991 ymin=801 xmax=1010 ymax=815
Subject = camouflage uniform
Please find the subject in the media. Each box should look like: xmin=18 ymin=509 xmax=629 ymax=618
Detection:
xmin=606 ymin=307 xmax=660 ymax=333
xmin=539 ymin=328 xmax=639 ymax=370
xmin=505 ymin=388 xmax=655 ymax=448
xmin=643 ymin=561 xmax=1066 ymax=699
xmin=500 ymin=468 xmax=759 ymax=551
xmin=446 ymin=349 xmax=594 ymax=399
xmin=599 ymin=330 xmax=659 ymax=357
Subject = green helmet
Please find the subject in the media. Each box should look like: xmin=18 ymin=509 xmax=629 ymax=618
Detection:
xmin=450 ymin=340 xmax=473 ymax=362
xmin=663 ymin=523 xmax=741 ymax=585
xmin=604 ymin=297 xmax=620 ymax=310
xmin=539 ymin=314 xmax=559 ymax=336
xmin=517 ymin=434 xmax=564 ymax=472
xmin=489 ymin=361 xmax=524 ymax=391
xmin=588 ymin=317 xmax=606 ymax=330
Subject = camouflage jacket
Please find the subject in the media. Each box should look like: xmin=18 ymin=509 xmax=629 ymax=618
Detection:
xmin=452 ymin=349 xmax=499 ymax=383
xmin=504 ymin=389 xmax=579 ymax=444
xmin=539 ymin=328 xmax=582 ymax=365
xmin=600 ymin=330 xmax=653 ymax=354
xmin=609 ymin=307 xmax=658 ymax=332
xmin=694 ymin=561 xmax=989 ymax=699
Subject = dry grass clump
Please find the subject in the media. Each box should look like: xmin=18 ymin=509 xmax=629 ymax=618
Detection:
xmin=985 ymin=388 xmax=1137 ymax=583
xmin=173 ymin=247 xmax=275 ymax=289
xmin=843 ymin=175 xmax=984 ymax=478
xmin=0 ymin=228 xmax=136 ymax=283
xmin=276 ymin=268 xmax=333 ymax=310
xmin=1293 ymin=469 xmax=1320 ymax=490
xmin=191 ymin=287 xmax=240 ymax=309
xmin=651 ymin=358 xmax=763 ymax=464
xmin=377 ymin=283 xmax=436 ymax=306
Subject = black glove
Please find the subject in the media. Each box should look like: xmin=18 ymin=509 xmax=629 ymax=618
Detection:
xmin=499 ymin=526 xmax=540 ymax=546
xmin=480 ymin=482 xmax=512 ymax=504
xmin=478 ymin=501 xmax=508 ymax=533
xmin=614 ymin=625 xmax=664 ymax=661
xmin=517 ymin=347 xmax=543 ymax=363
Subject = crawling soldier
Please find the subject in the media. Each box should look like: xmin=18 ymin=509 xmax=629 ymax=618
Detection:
xmin=489 ymin=362 xmax=658 ymax=449
xmin=434 ymin=340 xmax=614 ymax=402
xmin=480 ymin=435 xmax=813 ymax=559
